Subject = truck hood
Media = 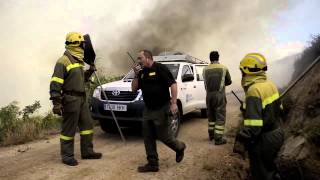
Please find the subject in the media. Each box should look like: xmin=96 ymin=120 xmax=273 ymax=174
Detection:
xmin=100 ymin=79 xmax=133 ymax=91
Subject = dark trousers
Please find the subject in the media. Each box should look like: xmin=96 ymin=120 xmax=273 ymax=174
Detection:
xmin=142 ymin=103 xmax=185 ymax=165
xmin=248 ymin=128 xmax=284 ymax=180
xmin=60 ymin=94 xmax=94 ymax=161
xmin=206 ymin=91 xmax=227 ymax=140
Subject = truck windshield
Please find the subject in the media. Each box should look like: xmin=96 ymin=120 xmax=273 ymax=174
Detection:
xmin=164 ymin=64 xmax=180 ymax=79
xmin=123 ymin=63 xmax=180 ymax=81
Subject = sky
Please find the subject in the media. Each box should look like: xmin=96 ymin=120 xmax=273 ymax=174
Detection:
xmin=269 ymin=0 xmax=320 ymax=58
xmin=0 ymin=0 xmax=318 ymax=112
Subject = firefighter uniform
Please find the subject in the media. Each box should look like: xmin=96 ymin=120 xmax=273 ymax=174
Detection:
xmin=50 ymin=32 xmax=101 ymax=166
xmin=203 ymin=60 xmax=232 ymax=144
xmin=234 ymin=53 xmax=284 ymax=180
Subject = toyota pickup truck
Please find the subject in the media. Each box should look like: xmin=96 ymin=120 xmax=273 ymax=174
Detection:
xmin=90 ymin=53 xmax=208 ymax=136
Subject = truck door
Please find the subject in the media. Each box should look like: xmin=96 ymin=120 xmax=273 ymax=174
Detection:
xmin=179 ymin=64 xmax=195 ymax=114
xmin=191 ymin=64 xmax=208 ymax=109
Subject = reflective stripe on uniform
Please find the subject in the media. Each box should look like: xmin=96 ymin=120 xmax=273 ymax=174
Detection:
xmin=219 ymin=68 xmax=226 ymax=91
xmin=244 ymin=119 xmax=263 ymax=126
xmin=60 ymin=134 xmax=74 ymax=140
xmin=51 ymin=77 xmax=64 ymax=84
xmin=80 ymin=129 xmax=93 ymax=135
xmin=66 ymin=63 xmax=83 ymax=72
xmin=215 ymin=125 xmax=224 ymax=130
xmin=208 ymin=122 xmax=215 ymax=126
xmin=208 ymin=127 xmax=214 ymax=130
xmin=262 ymin=93 xmax=280 ymax=109
xmin=214 ymin=129 xmax=224 ymax=134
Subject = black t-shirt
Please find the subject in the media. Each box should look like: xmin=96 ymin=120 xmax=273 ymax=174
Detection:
xmin=138 ymin=62 xmax=176 ymax=109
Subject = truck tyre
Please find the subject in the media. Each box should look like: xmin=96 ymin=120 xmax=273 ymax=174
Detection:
xmin=200 ymin=108 xmax=207 ymax=118
xmin=99 ymin=119 xmax=117 ymax=133
xmin=170 ymin=109 xmax=181 ymax=137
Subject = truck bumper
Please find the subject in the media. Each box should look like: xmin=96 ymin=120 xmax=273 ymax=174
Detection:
xmin=90 ymin=97 xmax=144 ymax=123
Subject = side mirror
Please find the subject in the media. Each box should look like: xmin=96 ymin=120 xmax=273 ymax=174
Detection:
xmin=182 ymin=74 xmax=194 ymax=82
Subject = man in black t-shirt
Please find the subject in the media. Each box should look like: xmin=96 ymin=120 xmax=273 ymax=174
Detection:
xmin=132 ymin=50 xmax=186 ymax=173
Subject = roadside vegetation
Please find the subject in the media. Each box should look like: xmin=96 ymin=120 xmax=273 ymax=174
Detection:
xmin=0 ymin=74 xmax=123 ymax=146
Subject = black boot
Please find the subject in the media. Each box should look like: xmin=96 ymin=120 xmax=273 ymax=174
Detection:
xmin=80 ymin=134 xmax=102 ymax=159
xmin=137 ymin=163 xmax=159 ymax=172
xmin=62 ymin=158 xmax=78 ymax=166
xmin=61 ymin=139 xmax=77 ymax=166
xmin=215 ymin=138 xmax=227 ymax=145
xmin=82 ymin=152 xmax=103 ymax=159
xmin=176 ymin=142 xmax=186 ymax=163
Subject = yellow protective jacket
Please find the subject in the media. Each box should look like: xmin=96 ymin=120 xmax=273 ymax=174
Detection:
xmin=203 ymin=62 xmax=232 ymax=92
xmin=49 ymin=51 xmax=93 ymax=102
xmin=238 ymin=78 xmax=282 ymax=145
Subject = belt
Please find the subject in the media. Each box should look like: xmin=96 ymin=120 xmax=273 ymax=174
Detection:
xmin=64 ymin=91 xmax=86 ymax=97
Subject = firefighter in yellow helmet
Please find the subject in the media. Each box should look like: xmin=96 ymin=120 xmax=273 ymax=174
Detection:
xmin=49 ymin=32 xmax=102 ymax=166
xmin=233 ymin=53 xmax=284 ymax=180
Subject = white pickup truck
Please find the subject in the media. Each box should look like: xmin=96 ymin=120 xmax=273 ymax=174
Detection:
xmin=90 ymin=53 xmax=208 ymax=136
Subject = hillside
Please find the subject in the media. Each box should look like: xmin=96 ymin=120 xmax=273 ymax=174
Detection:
xmin=277 ymin=35 xmax=320 ymax=180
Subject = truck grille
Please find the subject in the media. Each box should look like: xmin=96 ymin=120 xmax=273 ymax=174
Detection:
xmin=101 ymin=91 xmax=139 ymax=101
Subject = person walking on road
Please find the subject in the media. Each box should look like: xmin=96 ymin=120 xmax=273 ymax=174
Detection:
xmin=203 ymin=51 xmax=232 ymax=145
xmin=49 ymin=32 xmax=102 ymax=166
xmin=131 ymin=50 xmax=186 ymax=172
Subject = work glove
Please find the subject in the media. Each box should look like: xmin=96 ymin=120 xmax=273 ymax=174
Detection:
xmin=84 ymin=64 xmax=96 ymax=82
xmin=51 ymin=98 xmax=63 ymax=116
xmin=89 ymin=64 xmax=97 ymax=71
xmin=233 ymin=140 xmax=247 ymax=160
xmin=52 ymin=104 xmax=63 ymax=116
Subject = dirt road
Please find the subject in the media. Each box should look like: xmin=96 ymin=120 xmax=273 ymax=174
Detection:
xmin=0 ymin=96 xmax=248 ymax=180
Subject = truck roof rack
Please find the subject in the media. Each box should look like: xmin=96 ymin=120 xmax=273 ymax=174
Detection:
xmin=153 ymin=54 xmax=208 ymax=64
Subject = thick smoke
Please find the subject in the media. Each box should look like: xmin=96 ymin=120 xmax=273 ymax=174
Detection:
xmin=104 ymin=0 xmax=292 ymax=78
xmin=0 ymin=0 xmax=298 ymax=112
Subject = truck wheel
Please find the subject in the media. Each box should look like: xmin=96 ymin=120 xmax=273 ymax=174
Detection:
xmin=99 ymin=119 xmax=117 ymax=133
xmin=200 ymin=109 xmax=207 ymax=118
xmin=170 ymin=110 xmax=181 ymax=137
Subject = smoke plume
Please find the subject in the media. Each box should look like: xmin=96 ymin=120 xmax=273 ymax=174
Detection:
xmin=103 ymin=0 xmax=293 ymax=77
xmin=0 ymin=0 xmax=298 ymax=111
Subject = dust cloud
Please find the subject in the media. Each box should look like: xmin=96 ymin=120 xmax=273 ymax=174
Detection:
xmin=0 ymin=0 xmax=298 ymax=112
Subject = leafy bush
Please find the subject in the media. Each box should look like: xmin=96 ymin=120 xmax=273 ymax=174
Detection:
xmin=0 ymin=74 xmax=122 ymax=146
xmin=292 ymin=35 xmax=320 ymax=80
xmin=0 ymin=101 xmax=61 ymax=146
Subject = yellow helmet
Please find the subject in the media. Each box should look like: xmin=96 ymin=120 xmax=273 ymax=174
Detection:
xmin=239 ymin=53 xmax=267 ymax=75
xmin=65 ymin=32 xmax=84 ymax=47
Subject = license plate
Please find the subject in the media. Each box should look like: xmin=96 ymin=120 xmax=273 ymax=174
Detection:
xmin=104 ymin=104 xmax=127 ymax=111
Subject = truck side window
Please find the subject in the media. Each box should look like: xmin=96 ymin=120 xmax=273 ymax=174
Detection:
xmin=182 ymin=65 xmax=193 ymax=76
xmin=195 ymin=65 xmax=205 ymax=81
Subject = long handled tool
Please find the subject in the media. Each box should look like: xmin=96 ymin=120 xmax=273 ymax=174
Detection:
xmin=93 ymin=71 xmax=126 ymax=144
xmin=83 ymin=34 xmax=125 ymax=143
xmin=280 ymin=55 xmax=320 ymax=98
xmin=231 ymin=90 xmax=243 ymax=104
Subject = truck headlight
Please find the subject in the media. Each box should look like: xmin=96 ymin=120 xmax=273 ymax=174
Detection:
xmin=92 ymin=88 xmax=101 ymax=99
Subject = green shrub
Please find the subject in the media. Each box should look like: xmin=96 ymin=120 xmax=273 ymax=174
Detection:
xmin=0 ymin=74 xmax=121 ymax=146
xmin=0 ymin=101 xmax=61 ymax=146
